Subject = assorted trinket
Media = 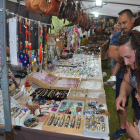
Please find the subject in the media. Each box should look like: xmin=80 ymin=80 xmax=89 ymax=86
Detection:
xmin=69 ymin=90 xmax=85 ymax=97
xmin=84 ymin=99 xmax=106 ymax=115
xmin=83 ymin=114 xmax=109 ymax=138
xmin=47 ymin=113 xmax=82 ymax=130
xmin=57 ymin=100 xmax=84 ymax=115
xmin=53 ymin=78 xmax=79 ymax=88
xmin=31 ymin=71 xmax=57 ymax=86
xmin=30 ymin=88 xmax=69 ymax=104
xmin=88 ymin=91 xmax=105 ymax=98
xmin=24 ymin=118 xmax=39 ymax=127
xmin=85 ymin=115 xmax=105 ymax=132
xmin=79 ymin=80 xmax=102 ymax=90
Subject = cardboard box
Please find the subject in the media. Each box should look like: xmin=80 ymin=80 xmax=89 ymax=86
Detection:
xmin=78 ymin=79 xmax=103 ymax=90
xmin=42 ymin=112 xmax=84 ymax=135
xmin=51 ymin=77 xmax=80 ymax=90
xmin=27 ymin=70 xmax=58 ymax=88
xmin=67 ymin=88 xmax=86 ymax=101
xmin=86 ymin=89 xmax=106 ymax=104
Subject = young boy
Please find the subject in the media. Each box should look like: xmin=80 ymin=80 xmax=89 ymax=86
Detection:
xmin=126 ymin=84 xmax=140 ymax=140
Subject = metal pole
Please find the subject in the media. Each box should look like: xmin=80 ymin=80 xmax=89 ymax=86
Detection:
xmin=0 ymin=0 xmax=12 ymax=132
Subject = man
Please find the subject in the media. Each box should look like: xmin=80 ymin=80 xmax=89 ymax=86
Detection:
xmin=108 ymin=9 xmax=135 ymax=140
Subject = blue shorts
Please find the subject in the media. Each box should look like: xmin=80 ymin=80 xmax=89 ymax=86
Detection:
xmin=110 ymin=59 xmax=117 ymax=68
xmin=132 ymin=93 xmax=140 ymax=120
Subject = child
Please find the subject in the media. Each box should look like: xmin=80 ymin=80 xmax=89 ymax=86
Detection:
xmin=126 ymin=84 xmax=140 ymax=140
xmin=81 ymin=35 xmax=87 ymax=45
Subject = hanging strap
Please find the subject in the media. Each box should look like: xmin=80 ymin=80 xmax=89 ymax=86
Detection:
xmin=39 ymin=23 xmax=43 ymax=62
xmin=25 ymin=18 xmax=28 ymax=50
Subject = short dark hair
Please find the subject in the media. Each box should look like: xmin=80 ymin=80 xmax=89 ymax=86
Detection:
xmin=83 ymin=35 xmax=86 ymax=38
xmin=118 ymin=9 xmax=134 ymax=19
xmin=134 ymin=17 xmax=140 ymax=27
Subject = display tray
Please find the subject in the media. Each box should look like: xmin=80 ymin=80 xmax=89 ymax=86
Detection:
xmin=67 ymin=88 xmax=86 ymax=101
xmin=83 ymin=114 xmax=109 ymax=138
xmin=42 ymin=112 xmax=84 ymax=135
xmin=86 ymin=89 xmax=106 ymax=104
xmin=30 ymin=88 xmax=69 ymax=102
xmin=27 ymin=70 xmax=58 ymax=88
xmin=51 ymin=77 xmax=80 ymax=90
xmin=56 ymin=100 xmax=84 ymax=115
xmin=78 ymin=79 xmax=103 ymax=90
xmin=17 ymin=95 xmax=33 ymax=106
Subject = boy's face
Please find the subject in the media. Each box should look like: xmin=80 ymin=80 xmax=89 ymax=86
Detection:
xmin=136 ymin=86 xmax=140 ymax=106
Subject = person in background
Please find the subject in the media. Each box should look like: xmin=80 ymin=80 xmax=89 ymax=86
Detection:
xmin=81 ymin=35 xmax=87 ymax=44
xmin=108 ymin=24 xmax=121 ymax=81
xmin=108 ymin=9 xmax=136 ymax=140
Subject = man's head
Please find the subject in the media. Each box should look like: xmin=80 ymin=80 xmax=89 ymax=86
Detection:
xmin=118 ymin=9 xmax=135 ymax=32
xmin=110 ymin=26 xmax=114 ymax=34
xmin=114 ymin=23 xmax=120 ymax=32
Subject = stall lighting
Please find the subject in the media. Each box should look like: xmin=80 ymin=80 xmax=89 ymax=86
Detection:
xmin=95 ymin=0 xmax=103 ymax=7
xmin=95 ymin=13 xmax=99 ymax=17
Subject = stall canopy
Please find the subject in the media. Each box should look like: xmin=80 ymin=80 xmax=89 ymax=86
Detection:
xmin=75 ymin=0 xmax=140 ymax=17
xmin=8 ymin=0 xmax=140 ymax=17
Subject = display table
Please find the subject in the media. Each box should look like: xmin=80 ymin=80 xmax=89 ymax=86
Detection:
xmin=14 ymin=127 xmax=102 ymax=140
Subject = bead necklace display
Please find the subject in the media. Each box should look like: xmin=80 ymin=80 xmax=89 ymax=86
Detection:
xmin=30 ymin=88 xmax=69 ymax=103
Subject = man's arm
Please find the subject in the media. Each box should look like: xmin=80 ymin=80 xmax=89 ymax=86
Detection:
xmin=108 ymin=45 xmax=120 ymax=62
xmin=108 ymin=31 xmax=122 ymax=62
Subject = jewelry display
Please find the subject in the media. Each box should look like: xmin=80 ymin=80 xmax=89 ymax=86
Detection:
xmin=88 ymin=91 xmax=105 ymax=98
xmin=79 ymin=80 xmax=102 ymax=90
xmin=57 ymin=100 xmax=84 ymax=115
xmin=69 ymin=91 xmax=85 ymax=97
xmin=64 ymin=115 xmax=71 ymax=128
xmin=43 ymin=112 xmax=84 ymax=135
xmin=83 ymin=114 xmax=109 ymax=138
xmin=53 ymin=78 xmax=79 ymax=88
xmin=30 ymin=88 xmax=69 ymax=104
xmin=53 ymin=114 xmax=60 ymax=126
xmin=47 ymin=113 xmax=55 ymax=126
xmin=70 ymin=115 xmax=76 ymax=128
xmin=58 ymin=115 xmax=65 ymax=127
xmin=31 ymin=71 xmax=57 ymax=86
xmin=24 ymin=118 xmax=38 ymax=127
xmin=76 ymin=116 xmax=81 ymax=129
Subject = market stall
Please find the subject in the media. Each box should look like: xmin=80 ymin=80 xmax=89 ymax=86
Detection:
xmin=1 ymin=1 xmax=139 ymax=140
